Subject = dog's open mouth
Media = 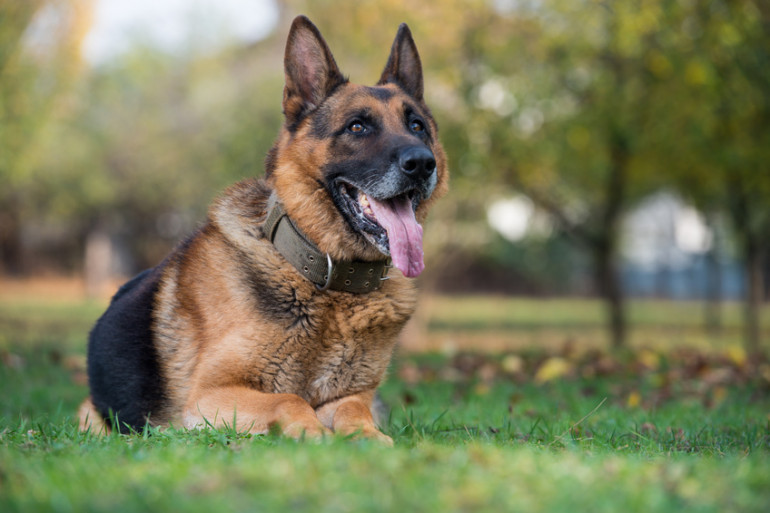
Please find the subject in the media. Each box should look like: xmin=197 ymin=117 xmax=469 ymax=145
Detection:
xmin=337 ymin=182 xmax=425 ymax=278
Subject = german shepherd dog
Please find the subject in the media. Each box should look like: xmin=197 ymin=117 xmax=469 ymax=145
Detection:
xmin=79 ymin=16 xmax=448 ymax=444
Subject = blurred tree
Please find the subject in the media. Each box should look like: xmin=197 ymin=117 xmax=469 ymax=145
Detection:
xmin=710 ymin=1 xmax=770 ymax=353
xmin=3 ymin=0 xmax=767 ymax=352
xmin=0 ymin=0 xmax=91 ymax=274
xmin=273 ymin=1 xmax=770 ymax=349
xmin=666 ymin=0 xmax=770 ymax=351
xmin=8 ymin=9 xmax=293 ymax=289
xmin=444 ymin=0 xmax=693 ymax=348
xmin=26 ymin=41 xmax=286 ymax=278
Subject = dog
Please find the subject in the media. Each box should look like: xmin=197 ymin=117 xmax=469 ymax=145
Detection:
xmin=78 ymin=15 xmax=448 ymax=445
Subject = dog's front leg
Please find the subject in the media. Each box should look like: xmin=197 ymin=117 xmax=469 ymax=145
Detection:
xmin=184 ymin=386 xmax=330 ymax=440
xmin=315 ymin=390 xmax=393 ymax=446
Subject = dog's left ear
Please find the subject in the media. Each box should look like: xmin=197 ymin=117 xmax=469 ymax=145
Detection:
xmin=283 ymin=16 xmax=347 ymax=126
xmin=378 ymin=23 xmax=424 ymax=102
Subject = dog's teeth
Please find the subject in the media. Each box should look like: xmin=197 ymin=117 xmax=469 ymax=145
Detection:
xmin=364 ymin=207 xmax=374 ymax=216
xmin=341 ymin=184 xmax=347 ymax=193
xmin=360 ymin=194 xmax=369 ymax=208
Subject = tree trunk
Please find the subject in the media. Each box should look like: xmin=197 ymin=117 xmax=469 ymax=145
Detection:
xmin=704 ymin=214 xmax=722 ymax=335
xmin=764 ymin=249 xmax=770 ymax=304
xmin=726 ymin=174 xmax=765 ymax=353
xmin=599 ymin=125 xmax=629 ymax=350
xmin=743 ymin=236 xmax=764 ymax=353
xmin=595 ymin=238 xmax=626 ymax=350
xmin=0 ymin=195 xmax=24 ymax=276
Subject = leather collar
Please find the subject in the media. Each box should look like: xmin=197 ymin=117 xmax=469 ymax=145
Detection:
xmin=263 ymin=194 xmax=391 ymax=293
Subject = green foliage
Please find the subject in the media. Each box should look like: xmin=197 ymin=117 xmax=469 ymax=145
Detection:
xmin=1 ymin=1 xmax=769 ymax=345
xmin=22 ymin=43 xmax=285 ymax=267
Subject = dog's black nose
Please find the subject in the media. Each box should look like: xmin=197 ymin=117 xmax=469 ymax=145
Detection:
xmin=398 ymin=146 xmax=436 ymax=179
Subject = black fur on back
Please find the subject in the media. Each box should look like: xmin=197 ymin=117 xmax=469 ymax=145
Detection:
xmin=87 ymin=265 xmax=167 ymax=433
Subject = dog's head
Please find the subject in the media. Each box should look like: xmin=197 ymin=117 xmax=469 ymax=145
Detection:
xmin=266 ymin=16 xmax=448 ymax=278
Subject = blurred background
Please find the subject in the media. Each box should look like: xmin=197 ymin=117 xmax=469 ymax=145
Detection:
xmin=1 ymin=0 xmax=768 ymax=353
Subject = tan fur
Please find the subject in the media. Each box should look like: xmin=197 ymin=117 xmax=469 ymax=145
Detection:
xmin=151 ymin=186 xmax=418 ymax=442
xmin=274 ymin=83 xmax=448 ymax=263
xmin=79 ymin=17 xmax=447 ymax=444
xmin=78 ymin=398 xmax=110 ymax=435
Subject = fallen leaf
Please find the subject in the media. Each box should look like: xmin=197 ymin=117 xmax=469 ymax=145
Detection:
xmin=638 ymin=349 xmax=660 ymax=370
xmin=627 ymin=390 xmax=642 ymax=408
xmin=63 ymin=354 xmax=87 ymax=371
xmin=725 ymin=345 xmax=747 ymax=368
xmin=534 ymin=357 xmax=571 ymax=383
xmin=595 ymin=355 xmax=619 ymax=375
xmin=1 ymin=351 xmax=25 ymax=369
xmin=501 ymin=354 xmax=524 ymax=374
xmin=702 ymin=367 xmax=732 ymax=386
xmin=439 ymin=366 xmax=463 ymax=382
xmin=477 ymin=362 xmax=498 ymax=383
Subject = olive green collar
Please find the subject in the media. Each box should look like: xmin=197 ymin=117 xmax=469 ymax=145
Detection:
xmin=263 ymin=194 xmax=390 ymax=293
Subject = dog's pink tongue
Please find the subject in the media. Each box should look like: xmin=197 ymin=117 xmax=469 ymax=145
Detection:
xmin=368 ymin=196 xmax=424 ymax=278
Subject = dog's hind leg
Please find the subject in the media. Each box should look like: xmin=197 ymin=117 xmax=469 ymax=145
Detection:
xmin=183 ymin=386 xmax=330 ymax=440
xmin=77 ymin=397 xmax=110 ymax=435
xmin=315 ymin=390 xmax=393 ymax=446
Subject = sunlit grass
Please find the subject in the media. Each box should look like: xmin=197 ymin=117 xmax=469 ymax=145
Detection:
xmin=1 ymin=295 xmax=769 ymax=512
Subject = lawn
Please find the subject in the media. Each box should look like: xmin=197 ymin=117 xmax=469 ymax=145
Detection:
xmin=1 ymin=294 xmax=768 ymax=512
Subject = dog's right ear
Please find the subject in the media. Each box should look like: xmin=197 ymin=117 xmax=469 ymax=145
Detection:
xmin=378 ymin=23 xmax=424 ymax=102
xmin=283 ymin=16 xmax=347 ymax=129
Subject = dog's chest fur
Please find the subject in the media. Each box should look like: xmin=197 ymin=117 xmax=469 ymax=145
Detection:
xmin=247 ymin=292 xmax=413 ymax=405
xmin=153 ymin=194 xmax=418 ymax=415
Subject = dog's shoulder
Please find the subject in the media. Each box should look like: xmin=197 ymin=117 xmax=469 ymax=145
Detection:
xmin=210 ymin=177 xmax=272 ymax=225
xmin=204 ymin=177 xmax=274 ymax=252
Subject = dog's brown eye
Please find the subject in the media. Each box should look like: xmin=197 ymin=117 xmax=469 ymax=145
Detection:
xmin=410 ymin=120 xmax=425 ymax=133
xmin=348 ymin=122 xmax=365 ymax=133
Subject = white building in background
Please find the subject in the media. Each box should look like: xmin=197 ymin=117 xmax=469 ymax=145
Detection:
xmin=487 ymin=190 xmax=713 ymax=263
xmin=621 ymin=191 xmax=713 ymax=271
xmin=486 ymin=191 xmax=741 ymax=298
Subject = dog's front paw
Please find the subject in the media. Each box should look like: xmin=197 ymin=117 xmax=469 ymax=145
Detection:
xmin=338 ymin=425 xmax=394 ymax=446
xmin=281 ymin=420 xmax=332 ymax=441
xmin=361 ymin=429 xmax=394 ymax=447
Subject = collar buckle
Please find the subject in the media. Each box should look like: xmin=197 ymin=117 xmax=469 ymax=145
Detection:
xmin=315 ymin=253 xmax=333 ymax=292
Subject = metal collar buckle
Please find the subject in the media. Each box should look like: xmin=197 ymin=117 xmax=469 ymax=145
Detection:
xmin=315 ymin=253 xmax=333 ymax=292
xmin=380 ymin=261 xmax=392 ymax=282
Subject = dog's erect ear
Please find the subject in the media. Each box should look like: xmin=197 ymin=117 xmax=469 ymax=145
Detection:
xmin=283 ymin=16 xmax=346 ymax=127
xmin=377 ymin=23 xmax=424 ymax=102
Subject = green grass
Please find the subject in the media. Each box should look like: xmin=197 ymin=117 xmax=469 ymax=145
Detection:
xmin=1 ymin=296 xmax=769 ymax=512
xmin=412 ymin=296 xmax=770 ymax=351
